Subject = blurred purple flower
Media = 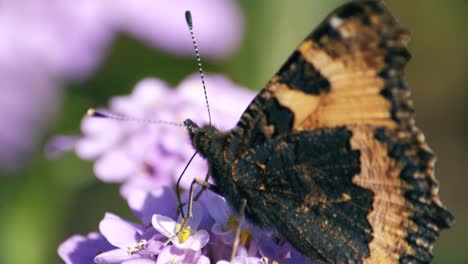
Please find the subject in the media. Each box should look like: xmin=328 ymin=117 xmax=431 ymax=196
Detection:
xmin=111 ymin=0 xmax=244 ymax=59
xmin=0 ymin=0 xmax=114 ymax=80
xmin=1 ymin=0 xmax=244 ymax=172
xmin=62 ymin=74 xmax=255 ymax=197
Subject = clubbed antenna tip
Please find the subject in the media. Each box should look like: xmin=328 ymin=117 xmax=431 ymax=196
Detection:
xmin=87 ymin=108 xmax=106 ymax=118
xmin=185 ymin=10 xmax=193 ymax=29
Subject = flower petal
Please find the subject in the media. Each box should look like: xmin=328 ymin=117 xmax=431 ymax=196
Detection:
xmin=94 ymin=149 xmax=136 ymax=182
xmin=152 ymin=214 xmax=177 ymax=238
xmin=112 ymin=0 xmax=244 ymax=59
xmin=174 ymin=229 xmax=209 ymax=251
xmin=195 ymin=255 xmax=211 ymax=264
xmin=94 ymin=248 xmax=138 ymax=264
xmin=178 ymin=202 xmax=203 ymax=231
xmin=127 ymin=187 xmax=177 ymax=226
xmin=156 ymin=246 xmax=184 ymax=264
xmin=123 ymin=258 xmax=157 ymax=264
xmin=58 ymin=232 xmax=115 ymax=264
xmin=205 ymin=194 xmax=230 ymax=226
xmin=99 ymin=213 xmax=142 ymax=248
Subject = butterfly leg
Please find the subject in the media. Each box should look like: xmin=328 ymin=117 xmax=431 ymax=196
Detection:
xmin=193 ymin=172 xmax=211 ymax=201
xmin=231 ymin=198 xmax=247 ymax=260
xmin=186 ymin=177 xmax=220 ymax=219
xmin=166 ymin=177 xmax=220 ymax=246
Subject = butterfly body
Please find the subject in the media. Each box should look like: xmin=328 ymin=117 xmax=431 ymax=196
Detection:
xmin=187 ymin=1 xmax=453 ymax=263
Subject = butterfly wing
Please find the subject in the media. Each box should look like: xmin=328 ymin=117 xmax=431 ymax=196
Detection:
xmin=234 ymin=127 xmax=369 ymax=262
xmin=227 ymin=1 xmax=453 ymax=263
xmin=228 ymin=1 xmax=411 ymax=157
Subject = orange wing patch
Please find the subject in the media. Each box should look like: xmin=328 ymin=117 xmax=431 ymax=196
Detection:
xmin=350 ymin=125 xmax=416 ymax=263
xmin=267 ymin=5 xmax=412 ymax=131
xmin=297 ymin=38 xmax=395 ymax=129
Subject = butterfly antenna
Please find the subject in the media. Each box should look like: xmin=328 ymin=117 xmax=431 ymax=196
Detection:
xmin=86 ymin=108 xmax=184 ymax=127
xmin=185 ymin=10 xmax=212 ymax=125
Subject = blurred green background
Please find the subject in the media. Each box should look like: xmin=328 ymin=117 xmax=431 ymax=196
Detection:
xmin=0 ymin=1 xmax=466 ymax=263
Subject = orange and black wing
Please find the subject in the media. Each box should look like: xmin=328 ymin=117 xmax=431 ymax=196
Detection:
xmin=228 ymin=1 xmax=453 ymax=263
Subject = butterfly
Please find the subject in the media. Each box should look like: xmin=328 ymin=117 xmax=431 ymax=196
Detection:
xmin=183 ymin=1 xmax=454 ymax=263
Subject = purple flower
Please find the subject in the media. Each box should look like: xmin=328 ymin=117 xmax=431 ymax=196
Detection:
xmin=203 ymin=193 xmax=259 ymax=260
xmin=0 ymin=72 xmax=61 ymax=171
xmin=152 ymin=202 xmax=209 ymax=251
xmin=111 ymin=0 xmax=244 ymax=59
xmin=94 ymin=213 xmax=162 ymax=263
xmin=126 ymin=187 xmax=178 ymax=226
xmin=66 ymin=74 xmax=255 ymax=197
xmin=0 ymin=0 xmax=112 ymax=171
xmin=0 ymin=1 xmax=114 ymax=80
xmin=58 ymin=232 xmax=116 ymax=264
xmin=58 ymin=189 xmax=311 ymax=263
xmin=157 ymin=246 xmax=210 ymax=264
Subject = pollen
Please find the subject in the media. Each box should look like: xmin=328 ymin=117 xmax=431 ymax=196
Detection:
xmin=127 ymin=239 xmax=147 ymax=255
xmin=240 ymin=229 xmax=252 ymax=247
xmin=176 ymin=223 xmax=191 ymax=243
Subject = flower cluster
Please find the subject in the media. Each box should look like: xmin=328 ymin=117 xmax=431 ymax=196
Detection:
xmin=50 ymin=74 xmax=255 ymax=197
xmin=59 ymin=187 xmax=310 ymax=264
xmin=0 ymin=0 xmax=243 ymax=172
xmin=56 ymin=74 xmax=312 ymax=263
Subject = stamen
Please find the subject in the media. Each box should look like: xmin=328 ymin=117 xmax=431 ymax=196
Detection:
xmin=226 ymin=214 xmax=251 ymax=247
xmin=240 ymin=229 xmax=252 ymax=247
xmin=127 ymin=239 xmax=147 ymax=255
xmin=175 ymin=223 xmax=191 ymax=243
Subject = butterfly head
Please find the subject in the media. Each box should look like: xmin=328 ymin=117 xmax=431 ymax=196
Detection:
xmin=184 ymin=119 xmax=226 ymax=158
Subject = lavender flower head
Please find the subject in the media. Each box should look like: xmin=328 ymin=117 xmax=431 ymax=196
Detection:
xmin=1 ymin=0 xmax=243 ymax=172
xmin=69 ymin=73 xmax=254 ymax=197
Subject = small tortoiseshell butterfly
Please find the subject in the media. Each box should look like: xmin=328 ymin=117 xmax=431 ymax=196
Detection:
xmin=183 ymin=1 xmax=453 ymax=263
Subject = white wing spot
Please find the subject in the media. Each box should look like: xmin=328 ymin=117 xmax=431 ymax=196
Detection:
xmin=329 ymin=15 xmax=343 ymax=28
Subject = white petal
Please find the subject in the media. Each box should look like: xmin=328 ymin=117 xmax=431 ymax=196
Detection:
xmin=94 ymin=248 xmax=135 ymax=264
xmin=152 ymin=214 xmax=177 ymax=238
xmin=174 ymin=229 xmax=209 ymax=251
xmin=123 ymin=258 xmax=157 ymax=264
xmin=99 ymin=213 xmax=141 ymax=248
